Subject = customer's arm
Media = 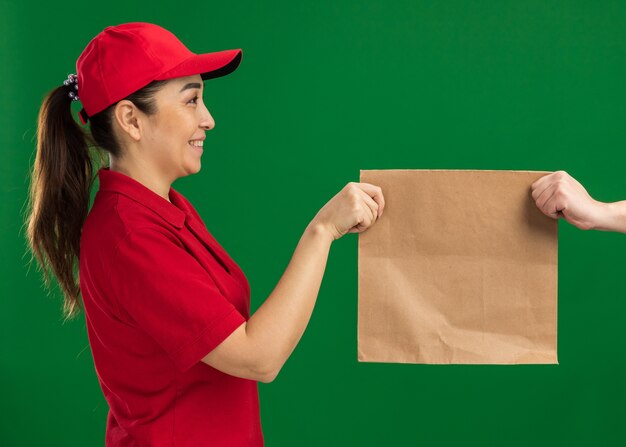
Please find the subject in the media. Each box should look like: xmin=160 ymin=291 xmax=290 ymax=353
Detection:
xmin=531 ymin=170 xmax=626 ymax=233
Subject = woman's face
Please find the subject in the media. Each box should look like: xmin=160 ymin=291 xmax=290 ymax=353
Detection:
xmin=142 ymin=74 xmax=214 ymax=179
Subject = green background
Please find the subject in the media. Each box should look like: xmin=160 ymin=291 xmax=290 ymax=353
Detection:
xmin=3 ymin=0 xmax=626 ymax=445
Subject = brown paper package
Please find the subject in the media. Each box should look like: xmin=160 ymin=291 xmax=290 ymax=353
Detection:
xmin=357 ymin=170 xmax=558 ymax=364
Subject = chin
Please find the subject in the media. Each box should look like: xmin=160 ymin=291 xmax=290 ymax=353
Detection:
xmin=185 ymin=162 xmax=202 ymax=176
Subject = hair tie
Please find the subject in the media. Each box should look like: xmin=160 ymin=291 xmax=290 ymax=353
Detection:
xmin=63 ymin=73 xmax=80 ymax=102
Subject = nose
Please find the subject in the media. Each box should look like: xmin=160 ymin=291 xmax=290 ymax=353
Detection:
xmin=199 ymin=103 xmax=215 ymax=131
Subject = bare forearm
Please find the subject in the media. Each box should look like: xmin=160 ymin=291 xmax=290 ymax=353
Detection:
xmin=596 ymin=200 xmax=626 ymax=233
xmin=246 ymin=223 xmax=333 ymax=378
xmin=202 ymin=181 xmax=383 ymax=383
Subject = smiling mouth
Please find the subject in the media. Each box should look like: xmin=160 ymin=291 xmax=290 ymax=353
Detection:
xmin=188 ymin=140 xmax=204 ymax=148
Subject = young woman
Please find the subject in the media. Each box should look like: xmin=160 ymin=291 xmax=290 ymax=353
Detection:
xmin=531 ymin=170 xmax=626 ymax=233
xmin=25 ymin=22 xmax=385 ymax=446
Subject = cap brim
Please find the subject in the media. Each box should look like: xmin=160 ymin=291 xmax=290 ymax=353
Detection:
xmin=156 ymin=49 xmax=242 ymax=81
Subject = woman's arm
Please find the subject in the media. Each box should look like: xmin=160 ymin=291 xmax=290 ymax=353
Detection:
xmin=202 ymin=182 xmax=384 ymax=382
xmin=531 ymin=170 xmax=626 ymax=233
xmin=202 ymin=223 xmax=332 ymax=382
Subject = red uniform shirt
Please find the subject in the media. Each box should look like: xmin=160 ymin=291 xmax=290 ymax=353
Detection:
xmin=79 ymin=167 xmax=264 ymax=446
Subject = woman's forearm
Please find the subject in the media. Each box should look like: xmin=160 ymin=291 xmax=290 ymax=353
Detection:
xmin=203 ymin=182 xmax=382 ymax=382
xmin=245 ymin=222 xmax=333 ymax=380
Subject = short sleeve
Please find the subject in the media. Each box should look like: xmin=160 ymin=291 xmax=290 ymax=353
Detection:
xmin=107 ymin=227 xmax=247 ymax=373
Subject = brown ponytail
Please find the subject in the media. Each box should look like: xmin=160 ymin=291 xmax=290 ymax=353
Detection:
xmin=24 ymin=79 xmax=169 ymax=323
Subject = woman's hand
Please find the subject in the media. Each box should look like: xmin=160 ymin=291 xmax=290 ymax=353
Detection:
xmin=309 ymin=182 xmax=385 ymax=241
xmin=531 ymin=170 xmax=608 ymax=230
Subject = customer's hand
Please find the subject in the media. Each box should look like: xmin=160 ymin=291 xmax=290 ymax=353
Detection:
xmin=531 ymin=170 xmax=606 ymax=230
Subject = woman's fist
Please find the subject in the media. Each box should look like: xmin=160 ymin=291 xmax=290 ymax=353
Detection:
xmin=310 ymin=182 xmax=385 ymax=241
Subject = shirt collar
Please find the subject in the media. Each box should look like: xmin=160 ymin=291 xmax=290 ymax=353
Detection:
xmin=97 ymin=166 xmax=187 ymax=229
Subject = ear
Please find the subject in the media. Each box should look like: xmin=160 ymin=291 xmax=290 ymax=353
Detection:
xmin=113 ymin=100 xmax=143 ymax=142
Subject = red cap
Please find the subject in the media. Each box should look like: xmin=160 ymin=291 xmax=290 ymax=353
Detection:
xmin=75 ymin=22 xmax=242 ymax=122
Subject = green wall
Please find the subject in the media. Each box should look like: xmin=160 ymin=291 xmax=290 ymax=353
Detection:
xmin=3 ymin=1 xmax=626 ymax=445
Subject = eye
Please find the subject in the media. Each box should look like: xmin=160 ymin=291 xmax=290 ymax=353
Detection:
xmin=188 ymin=95 xmax=199 ymax=105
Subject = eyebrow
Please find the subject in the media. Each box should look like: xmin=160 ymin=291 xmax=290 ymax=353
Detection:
xmin=179 ymin=82 xmax=202 ymax=93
